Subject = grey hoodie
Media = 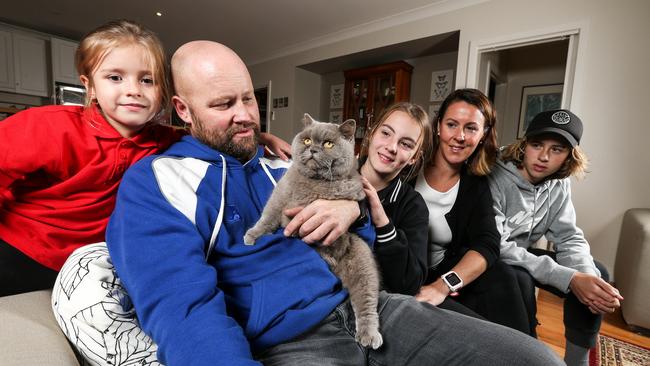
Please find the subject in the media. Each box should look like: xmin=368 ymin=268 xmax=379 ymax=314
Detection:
xmin=487 ymin=160 xmax=599 ymax=293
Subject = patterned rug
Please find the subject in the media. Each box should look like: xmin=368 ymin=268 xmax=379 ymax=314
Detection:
xmin=589 ymin=334 xmax=650 ymax=366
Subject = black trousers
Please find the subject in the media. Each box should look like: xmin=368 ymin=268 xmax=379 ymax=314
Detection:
xmin=431 ymin=260 xmax=532 ymax=334
xmin=432 ymin=253 xmax=606 ymax=348
xmin=0 ymin=238 xmax=58 ymax=297
xmin=511 ymin=248 xmax=608 ymax=348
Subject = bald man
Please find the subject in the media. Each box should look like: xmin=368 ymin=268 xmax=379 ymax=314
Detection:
xmin=53 ymin=41 xmax=563 ymax=366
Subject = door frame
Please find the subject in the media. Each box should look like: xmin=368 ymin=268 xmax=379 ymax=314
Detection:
xmin=465 ymin=22 xmax=588 ymax=111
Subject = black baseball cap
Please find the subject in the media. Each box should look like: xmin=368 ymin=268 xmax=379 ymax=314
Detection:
xmin=525 ymin=109 xmax=583 ymax=147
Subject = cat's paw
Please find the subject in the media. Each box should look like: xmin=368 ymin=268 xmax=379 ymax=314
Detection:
xmin=243 ymin=230 xmax=257 ymax=246
xmin=356 ymin=327 xmax=383 ymax=349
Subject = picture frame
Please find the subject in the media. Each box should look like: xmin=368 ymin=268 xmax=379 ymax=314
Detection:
xmin=329 ymin=110 xmax=343 ymax=124
xmin=518 ymin=84 xmax=563 ymax=137
xmin=430 ymin=69 xmax=454 ymax=102
xmin=428 ymin=104 xmax=441 ymax=120
xmin=329 ymin=83 xmax=344 ymax=109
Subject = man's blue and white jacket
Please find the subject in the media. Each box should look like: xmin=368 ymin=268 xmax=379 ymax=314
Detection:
xmin=106 ymin=135 xmax=375 ymax=366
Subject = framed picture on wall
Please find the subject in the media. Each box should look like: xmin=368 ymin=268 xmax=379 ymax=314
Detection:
xmin=428 ymin=104 xmax=441 ymax=120
xmin=430 ymin=69 xmax=454 ymax=102
xmin=518 ymin=84 xmax=563 ymax=137
xmin=329 ymin=110 xmax=343 ymax=124
xmin=330 ymin=84 xmax=344 ymax=109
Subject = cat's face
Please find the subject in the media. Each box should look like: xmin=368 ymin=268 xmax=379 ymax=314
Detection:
xmin=292 ymin=114 xmax=356 ymax=180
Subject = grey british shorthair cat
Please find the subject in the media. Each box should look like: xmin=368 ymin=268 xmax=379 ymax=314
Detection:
xmin=244 ymin=113 xmax=382 ymax=349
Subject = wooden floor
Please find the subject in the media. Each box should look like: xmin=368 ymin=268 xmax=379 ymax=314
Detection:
xmin=536 ymin=288 xmax=650 ymax=358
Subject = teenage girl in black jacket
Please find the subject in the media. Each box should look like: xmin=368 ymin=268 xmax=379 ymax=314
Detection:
xmin=358 ymin=102 xmax=432 ymax=295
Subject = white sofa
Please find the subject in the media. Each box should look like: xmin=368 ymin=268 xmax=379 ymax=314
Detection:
xmin=0 ymin=290 xmax=80 ymax=365
xmin=614 ymin=208 xmax=650 ymax=332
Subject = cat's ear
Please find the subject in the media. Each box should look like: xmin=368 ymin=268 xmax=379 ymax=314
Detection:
xmin=302 ymin=113 xmax=316 ymax=126
xmin=339 ymin=119 xmax=356 ymax=140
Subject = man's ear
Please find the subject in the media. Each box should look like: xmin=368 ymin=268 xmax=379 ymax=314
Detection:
xmin=172 ymin=96 xmax=193 ymax=124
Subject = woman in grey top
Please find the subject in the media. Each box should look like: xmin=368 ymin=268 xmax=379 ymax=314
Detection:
xmin=488 ymin=109 xmax=623 ymax=366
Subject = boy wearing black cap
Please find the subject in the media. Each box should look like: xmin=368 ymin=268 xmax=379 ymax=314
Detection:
xmin=487 ymin=109 xmax=623 ymax=366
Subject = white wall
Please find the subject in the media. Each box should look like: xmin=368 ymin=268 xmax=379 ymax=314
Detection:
xmin=293 ymin=68 xmax=322 ymax=126
xmin=319 ymin=71 xmax=345 ymax=121
xmin=407 ymin=51 xmax=458 ymax=115
xmin=249 ymin=0 xmax=650 ymax=275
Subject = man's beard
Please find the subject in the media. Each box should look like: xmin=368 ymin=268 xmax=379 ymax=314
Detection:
xmin=191 ymin=114 xmax=260 ymax=162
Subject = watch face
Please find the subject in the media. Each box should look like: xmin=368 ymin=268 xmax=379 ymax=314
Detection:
xmin=445 ymin=273 xmax=462 ymax=286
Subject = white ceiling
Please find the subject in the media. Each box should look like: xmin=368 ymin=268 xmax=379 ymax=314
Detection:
xmin=0 ymin=0 xmax=462 ymax=65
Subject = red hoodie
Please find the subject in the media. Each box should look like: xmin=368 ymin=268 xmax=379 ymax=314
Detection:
xmin=0 ymin=105 xmax=181 ymax=270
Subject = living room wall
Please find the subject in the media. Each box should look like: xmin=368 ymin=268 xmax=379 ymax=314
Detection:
xmin=248 ymin=0 xmax=650 ymax=276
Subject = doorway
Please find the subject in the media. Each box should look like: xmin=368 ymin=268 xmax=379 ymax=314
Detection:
xmin=482 ymin=40 xmax=569 ymax=145
xmin=255 ymin=80 xmax=272 ymax=133
xmin=466 ymin=25 xmax=583 ymax=146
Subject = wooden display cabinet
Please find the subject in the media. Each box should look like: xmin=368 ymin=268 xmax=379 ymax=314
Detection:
xmin=343 ymin=61 xmax=413 ymax=151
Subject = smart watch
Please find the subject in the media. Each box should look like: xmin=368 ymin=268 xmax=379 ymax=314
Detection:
xmin=441 ymin=271 xmax=463 ymax=294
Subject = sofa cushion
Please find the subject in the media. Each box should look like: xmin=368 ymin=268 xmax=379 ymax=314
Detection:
xmin=615 ymin=208 xmax=650 ymax=331
xmin=0 ymin=290 xmax=80 ymax=365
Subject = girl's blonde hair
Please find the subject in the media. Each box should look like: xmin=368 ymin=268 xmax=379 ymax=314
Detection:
xmin=76 ymin=20 xmax=170 ymax=116
xmin=431 ymin=88 xmax=498 ymax=176
xmin=501 ymin=137 xmax=589 ymax=180
xmin=359 ymin=102 xmax=433 ymax=182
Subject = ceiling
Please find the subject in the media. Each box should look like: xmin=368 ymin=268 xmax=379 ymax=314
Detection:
xmin=0 ymin=0 xmax=461 ymax=66
xmin=299 ymin=31 xmax=459 ymax=74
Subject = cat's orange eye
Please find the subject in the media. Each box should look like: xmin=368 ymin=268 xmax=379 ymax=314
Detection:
xmin=323 ymin=141 xmax=334 ymax=149
xmin=303 ymin=138 xmax=312 ymax=146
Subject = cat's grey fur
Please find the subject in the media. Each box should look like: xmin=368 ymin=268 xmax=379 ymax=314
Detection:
xmin=244 ymin=113 xmax=382 ymax=349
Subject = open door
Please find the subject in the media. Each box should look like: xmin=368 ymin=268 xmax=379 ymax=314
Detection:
xmin=255 ymin=80 xmax=272 ymax=133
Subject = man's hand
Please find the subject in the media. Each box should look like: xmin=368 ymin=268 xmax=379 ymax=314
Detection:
xmin=283 ymin=199 xmax=359 ymax=245
xmin=569 ymin=272 xmax=623 ymax=314
xmin=415 ymin=280 xmax=450 ymax=306
xmin=260 ymin=132 xmax=291 ymax=161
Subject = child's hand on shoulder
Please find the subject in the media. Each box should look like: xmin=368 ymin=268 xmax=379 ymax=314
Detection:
xmin=260 ymin=132 xmax=291 ymax=161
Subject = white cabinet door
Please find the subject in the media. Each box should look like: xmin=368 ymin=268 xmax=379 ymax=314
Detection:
xmin=52 ymin=37 xmax=80 ymax=85
xmin=13 ymin=33 xmax=49 ymax=97
xmin=0 ymin=30 xmax=15 ymax=91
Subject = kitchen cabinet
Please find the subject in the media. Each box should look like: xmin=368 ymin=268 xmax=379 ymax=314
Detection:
xmin=343 ymin=61 xmax=413 ymax=147
xmin=51 ymin=37 xmax=80 ymax=85
xmin=0 ymin=29 xmax=49 ymax=97
xmin=0 ymin=30 xmax=14 ymax=91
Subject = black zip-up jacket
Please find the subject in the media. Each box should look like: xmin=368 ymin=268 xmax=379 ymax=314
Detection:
xmin=374 ymin=177 xmax=429 ymax=295
xmin=425 ymin=168 xmax=501 ymax=282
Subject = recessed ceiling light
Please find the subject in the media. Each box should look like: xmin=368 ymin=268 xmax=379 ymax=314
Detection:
xmin=156 ymin=11 xmax=163 ymax=17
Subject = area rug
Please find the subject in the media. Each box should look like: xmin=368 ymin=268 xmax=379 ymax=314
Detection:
xmin=589 ymin=334 xmax=650 ymax=366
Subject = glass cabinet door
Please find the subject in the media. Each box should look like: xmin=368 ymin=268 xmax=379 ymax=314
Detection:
xmin=369 ymin=73 xmax=396 ymax=126
xmin=345 ymin=79 xmax=368 ymax=139
xmin=343 ymin=61 xmax=413 ymax=153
